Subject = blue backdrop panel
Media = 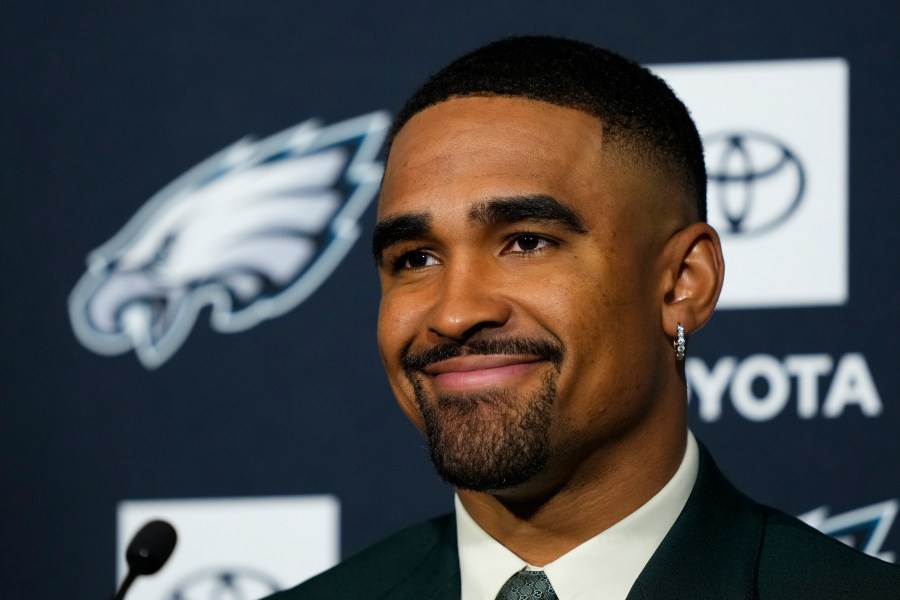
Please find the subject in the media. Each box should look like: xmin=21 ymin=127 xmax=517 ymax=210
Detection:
xmin=2 ymin=1 xmax=898 ymax=597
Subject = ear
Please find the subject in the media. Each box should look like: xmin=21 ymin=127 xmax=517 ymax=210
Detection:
xmin=659 ymin=222 xmax=725 ymax=338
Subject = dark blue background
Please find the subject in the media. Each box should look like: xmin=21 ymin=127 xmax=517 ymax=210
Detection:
xmin=2 ymin=1 xmax=898 ymax=597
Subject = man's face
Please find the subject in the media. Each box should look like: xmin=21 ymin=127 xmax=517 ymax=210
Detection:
xmin=375 ymin=97 xmax=680 ymax=497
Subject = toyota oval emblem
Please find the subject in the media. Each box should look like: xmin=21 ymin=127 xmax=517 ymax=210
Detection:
xmin=705 ymin=131 xmax=806 ymax=236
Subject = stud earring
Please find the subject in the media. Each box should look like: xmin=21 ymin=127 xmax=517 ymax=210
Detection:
xmin=674 ymin=323 xmax=686 ymax=361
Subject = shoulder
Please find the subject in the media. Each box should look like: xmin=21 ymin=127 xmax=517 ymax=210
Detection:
xmin=265 ymin=514 xmax=456 ymax=600
xmin=672 ymin=442 xmax=900 ymax=599
xmin=758 ymin=506 xmax=900 ymax=599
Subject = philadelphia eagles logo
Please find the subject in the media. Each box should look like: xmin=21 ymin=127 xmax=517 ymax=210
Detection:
xmin=69 ymin=112 xmax=390 ymax=368
xmin=801 ymin=499 xmax=898 ymax=563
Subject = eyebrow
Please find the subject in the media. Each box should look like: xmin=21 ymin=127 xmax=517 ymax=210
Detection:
xmin=372 ymin=212 xmax=431 ymax=265
xmin=468 ymin=195 xmax=588 ymax=234
xmin=371 ymin=194 xmax=588 ymax=265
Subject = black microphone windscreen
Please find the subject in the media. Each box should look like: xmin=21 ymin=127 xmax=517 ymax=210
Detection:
xmin=125 ymin=519 xmax=178 ymax=576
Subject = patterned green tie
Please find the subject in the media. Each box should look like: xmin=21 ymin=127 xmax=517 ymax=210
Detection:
xmin=495 ymin=569 xmax=559 ymax=600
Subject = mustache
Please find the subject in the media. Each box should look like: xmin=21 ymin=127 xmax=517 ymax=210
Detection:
xmin=401 ymin=337 xmax=564 ymax=375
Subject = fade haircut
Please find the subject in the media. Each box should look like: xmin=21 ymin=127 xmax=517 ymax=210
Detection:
xmin=389 ymin=36 xmax=707 ymax=222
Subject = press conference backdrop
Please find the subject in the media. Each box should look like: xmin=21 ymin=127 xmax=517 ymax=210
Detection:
xmin=2 ymin=2 xmax=898 ymax=597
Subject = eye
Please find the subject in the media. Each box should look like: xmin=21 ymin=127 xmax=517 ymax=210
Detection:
xmin=393 ymin=250 xmax=439 ymax=270
xmin=504 ymin=233 xmax=554 ymax=254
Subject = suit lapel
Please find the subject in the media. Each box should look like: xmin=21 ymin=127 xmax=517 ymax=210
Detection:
xmin=626 ymin=444 xmax=764 ymax=600
xmin=383 ymin=515 xmax=461 ymax=600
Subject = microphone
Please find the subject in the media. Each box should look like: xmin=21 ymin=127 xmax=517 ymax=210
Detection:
xmin=113 ymin=519 xmax=178 ymax=600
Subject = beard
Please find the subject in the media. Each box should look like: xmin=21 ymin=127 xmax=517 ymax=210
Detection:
xmin=402 ymin=338 xmax=563 ymax=492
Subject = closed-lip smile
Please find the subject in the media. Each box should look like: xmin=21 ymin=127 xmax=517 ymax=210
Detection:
xmin=422 ymin=354 xmax=546 ymax=391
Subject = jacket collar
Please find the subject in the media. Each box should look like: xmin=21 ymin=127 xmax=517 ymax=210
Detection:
xmin=386 ymin=514 xmax=461 ymax=600
xmin=626 ymin=443 xmax=764 ymax=600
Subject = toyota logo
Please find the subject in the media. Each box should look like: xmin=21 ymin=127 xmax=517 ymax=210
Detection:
xmin=705 ymin=131 xmax=806 ymax=236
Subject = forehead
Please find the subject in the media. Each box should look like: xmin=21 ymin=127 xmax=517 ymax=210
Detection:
xmin=379 ymin=97 xmax=609 ymax=218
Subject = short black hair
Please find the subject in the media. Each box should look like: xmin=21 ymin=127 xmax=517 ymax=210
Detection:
xmin=389 ymin=36 xmax=707 ymax=222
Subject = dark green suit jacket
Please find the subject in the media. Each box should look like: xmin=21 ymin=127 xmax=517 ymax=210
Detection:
xmin=270 ymin=447 xmax=900 ymax=599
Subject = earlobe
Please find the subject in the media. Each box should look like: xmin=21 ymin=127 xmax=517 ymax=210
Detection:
xmin=659 ymin=222 xmax=725 ymax=337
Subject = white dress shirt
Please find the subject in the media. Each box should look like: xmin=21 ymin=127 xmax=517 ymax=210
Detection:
xmin=456 ymin=431 xmax=699 ymax=600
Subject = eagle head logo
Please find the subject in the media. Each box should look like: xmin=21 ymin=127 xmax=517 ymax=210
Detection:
xmin=69 ymin=112 xmax=389 ymax=368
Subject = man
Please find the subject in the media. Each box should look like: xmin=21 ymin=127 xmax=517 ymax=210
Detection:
xmin=271 ymin=36 xmax=900 ymax=599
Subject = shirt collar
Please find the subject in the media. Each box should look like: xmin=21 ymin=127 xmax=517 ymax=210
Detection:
xmin=456 ymin=431 xmax=699 ymax=600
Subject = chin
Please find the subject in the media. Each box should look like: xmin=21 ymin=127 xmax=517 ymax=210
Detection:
xmin=416 ymin=371 xmax=558 ymax=493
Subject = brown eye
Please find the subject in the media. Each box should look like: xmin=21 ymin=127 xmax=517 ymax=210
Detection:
xmin=506 ymin=234 xmax=553 ymax=254
xmin=394 ymin=250 xmax=438 ymax=270
xmin=406 ymin=252 xmax=431 ymax=268
xmin=515 ymin=235 xmax=542 ymax=251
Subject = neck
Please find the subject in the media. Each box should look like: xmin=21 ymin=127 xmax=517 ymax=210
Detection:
xmin=456 ymin=409 xmax=687 ymax=566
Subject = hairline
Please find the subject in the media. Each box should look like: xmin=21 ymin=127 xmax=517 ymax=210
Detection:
xmin=385 ymin=92 xmax=702 ymax=224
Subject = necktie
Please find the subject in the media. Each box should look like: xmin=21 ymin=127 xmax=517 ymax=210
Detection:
xmin=495 ymin=569 xmax=559 ymax=600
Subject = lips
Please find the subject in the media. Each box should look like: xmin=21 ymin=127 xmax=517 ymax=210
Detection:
xmin=422 ymin=354 xmax=547 ymax=391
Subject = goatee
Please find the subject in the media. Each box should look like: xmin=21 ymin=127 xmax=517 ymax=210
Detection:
xmin=402 ymin=338 xmax=563 ymax=492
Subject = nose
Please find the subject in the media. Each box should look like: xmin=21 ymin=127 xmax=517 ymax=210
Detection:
xmin=426 ymin=257 xmax=511 ymax=342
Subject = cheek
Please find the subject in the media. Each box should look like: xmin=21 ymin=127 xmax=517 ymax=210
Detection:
xmin=377 ymin=290 xmax=426 ymax=360
xmin=539 ymin=262 xmax=656 ymax=380
xmin=377 ymin=293 xmax=427 ymax=429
